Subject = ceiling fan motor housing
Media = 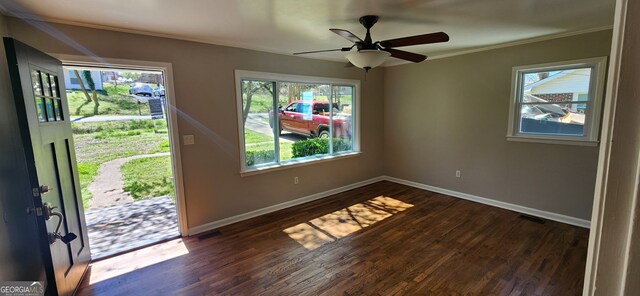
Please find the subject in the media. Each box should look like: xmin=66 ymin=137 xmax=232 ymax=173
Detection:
xmin=359 ymin=15 xmax=379 ymax=29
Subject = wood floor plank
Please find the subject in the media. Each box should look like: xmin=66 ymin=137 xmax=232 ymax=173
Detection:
xmin=77 ymin=181 xmax=589 ymax=295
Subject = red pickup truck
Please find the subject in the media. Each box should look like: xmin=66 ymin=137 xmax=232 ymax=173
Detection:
xmin=269 ymin=100 xmax=351 ymax=138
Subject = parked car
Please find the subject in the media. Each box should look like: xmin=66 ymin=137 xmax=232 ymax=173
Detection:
xmin=269 ymin=100 xmax=351 ymax=138
xmin=129 ymin=83 xmax=154 ymax=96
xmin=154 ymin=85 xmax=165 ymax=97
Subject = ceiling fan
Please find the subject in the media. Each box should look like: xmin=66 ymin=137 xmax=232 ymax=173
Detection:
xmin=294 ymin=15 xmax=449 ymax=71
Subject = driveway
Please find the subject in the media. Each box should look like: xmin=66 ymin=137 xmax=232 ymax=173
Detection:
xmin=246 ymin=113 xmax=307 ymax=143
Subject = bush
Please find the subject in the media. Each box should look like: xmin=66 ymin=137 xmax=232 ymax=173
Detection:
xmin=292 ymin=138 xmax=328 ymax=158
xmin=333 ymin=138 xmax=352 ymax=153
xmin=246 ymin=150 xmax=275 ymax=166
xmin=292 ymin=138 xmax=352 ymax=158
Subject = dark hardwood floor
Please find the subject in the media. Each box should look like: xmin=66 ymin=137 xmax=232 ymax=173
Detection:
xmin=77 ymin=181 xmax=589 ymax=295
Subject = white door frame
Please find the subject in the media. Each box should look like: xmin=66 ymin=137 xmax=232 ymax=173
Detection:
xmin=582 ymin=0 xmax=629 ymax=294
xmin=54 ymin=54 xmax=189 ymax=236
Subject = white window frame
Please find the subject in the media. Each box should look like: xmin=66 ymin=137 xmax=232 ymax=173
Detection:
xmin=235 ymin=70 xmax=361 ymax=175
xmin=507 ymin=57 xmax=608 ymax=146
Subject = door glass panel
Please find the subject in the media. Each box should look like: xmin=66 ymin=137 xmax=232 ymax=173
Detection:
xmin=43 ymin=73 xmax=52 ymax=97
xmin=53 ymin=99 xmax=62 ymax=121
xmin=31 ymin=70 xmax=42 ymax=96
xmin=51 ymin=75 xmax=59 ymax=97
xmin=46 ymin=98 xmax=55 ymax=121
xmin=57 ymin=99 xmax=64 ymax=121
xmin=35 ymin=97 xmax=46 ymax=122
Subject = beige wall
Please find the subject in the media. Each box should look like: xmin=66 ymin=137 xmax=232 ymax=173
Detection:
xmin=383 ymin=30 xmax=612 ymax=220
xmin=6 ymin=17 xmax=385 ymax=230
xmin=5 ymin=16 xmax=613 ymax=230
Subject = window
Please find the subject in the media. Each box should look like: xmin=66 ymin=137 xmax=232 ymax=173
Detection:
xmin=69 ymin=70 xmax=80 ymax=85
xmin=32 ymin=70 xmax=64 ymax=122
xmin=507 ymin=57 xmax=607 ymax=145
xmin=235 ymin=71 xmax=359 ymax=173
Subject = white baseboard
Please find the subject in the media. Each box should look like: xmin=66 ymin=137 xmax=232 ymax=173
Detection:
xmin=382 ymin=176 xmax=591 ymax=229
xmin=188 ymin=175 xmax=590 ymax=235
xmin=187 ymin=176 xmax=386 ymax=235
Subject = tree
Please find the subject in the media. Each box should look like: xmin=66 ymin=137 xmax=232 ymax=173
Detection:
xmin=122 ymin=72 xmax=141 ymax=82
xmin=242 ymin=81 xmax=273 ymax=125
xmin=283 ymin=83 xmax=317 ymax=103
xmin=74 ymin=70 xmax=91 ymax=103
xmin=74 ymin=70 xmax=100 ymax=114
xmin=537 ymin=72 xmax=550 ymax=81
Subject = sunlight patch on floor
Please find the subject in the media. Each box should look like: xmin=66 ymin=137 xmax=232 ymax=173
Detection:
xmin=283 ymin=196 xmax=413 ymax=250
xmin=87 ymin=238 xmax=188 ymax=285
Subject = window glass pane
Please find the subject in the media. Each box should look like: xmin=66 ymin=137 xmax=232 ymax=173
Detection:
xmin=242 ymin=80 xmax=276 ymax=167
xmin=518 ymin=67 xmax=592 ymax=137
xmin=519 ymin=103 xmax=584 ymax=136
xmin=332 ymin=86 xmax=354 ymax=153
xmin=42 ymin=73 xmax=52 ymax=97
xmin=31 ymin=70 xmax=42 ymax=96
xmin=45 ymin=98 xmax=55 ymax=121
xmin=278 ymin=82 xmax=330 ymax=160
xmin=35 ymin=97 xmax=46 ymax=122
xmin=522 ymin=68 xmax=592 ymax=103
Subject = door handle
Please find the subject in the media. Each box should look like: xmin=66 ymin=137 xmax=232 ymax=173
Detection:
xmin=43 ymin=202 xmax=77 ymax=245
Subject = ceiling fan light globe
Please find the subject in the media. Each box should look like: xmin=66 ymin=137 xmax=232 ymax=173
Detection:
xmin=346 ymin=50 xmax=390 ymax=69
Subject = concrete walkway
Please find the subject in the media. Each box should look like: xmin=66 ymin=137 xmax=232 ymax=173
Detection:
xmin=88 ymin=152 xmax=170 ymax=209
xmin=85 ymin=195 xmax=179 ymax=259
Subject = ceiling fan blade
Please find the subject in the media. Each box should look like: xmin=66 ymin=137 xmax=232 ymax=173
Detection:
xmin=381 ymin=32 xmax=449 ymax=48
xmin=294 ymin=48 xmax=350 ymax=55
xmin=385 ymin=48 xmax=427 ymax=63
xmin=330 ymin=29 xmax=363 ymax=43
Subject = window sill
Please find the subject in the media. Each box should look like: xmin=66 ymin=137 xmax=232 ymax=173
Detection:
xmin=240 ymin=151 xmax=362 ymax=177
xmin=506 ymin=136 xmax=599 ymax=147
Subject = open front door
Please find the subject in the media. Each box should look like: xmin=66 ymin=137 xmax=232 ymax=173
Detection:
xmin=4 ymin=38 xmax=90 ymax=295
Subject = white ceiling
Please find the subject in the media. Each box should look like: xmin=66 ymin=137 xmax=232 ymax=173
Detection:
xmin=0 ymin=0 xmax=615 ymax=66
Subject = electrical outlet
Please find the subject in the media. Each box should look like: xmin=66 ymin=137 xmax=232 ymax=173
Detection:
xmin=294 ymin=176 xmax=299 ymax=184
xmin=456 ymin=170 xmax=461 ymax=178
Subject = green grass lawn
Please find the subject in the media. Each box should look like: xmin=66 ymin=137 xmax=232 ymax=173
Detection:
xmin=77 ymin=162 xmax=99 ymax=208
xmin=67 ymin=82 xmax=157 ymax=117
xmin=67 ymin=91 xmax=150 ymax=117
xmin=244 ymin=128 xmax=273 ymax=144
xmin=244 ymin=129 xmax=293 ymax=162
xmin=121 ymin=156 xmax=174 ymax=202
xmin=73 ymin=119 xmax=170 ymax=208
